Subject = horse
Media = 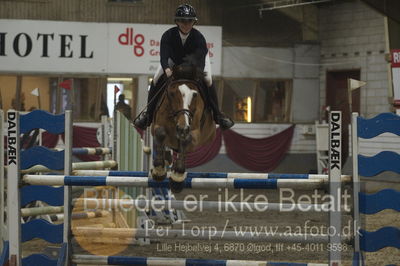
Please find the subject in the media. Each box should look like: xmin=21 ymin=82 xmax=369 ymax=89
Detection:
xmin=150 ymin=65 xmax=216 ymax=192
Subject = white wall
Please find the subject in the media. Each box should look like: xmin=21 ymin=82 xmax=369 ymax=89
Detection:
xmin=221 ymin=45 xmax=320 ymax=123
xmin=319 ymin=0 xmax=389 ymax=118
xmin=222 ymin=47 xmax=294 ymax=78
xmin=292 ymin=44 xmax=321 ymax=122
xmin=218 ymin=45 xmax=321 ymax=155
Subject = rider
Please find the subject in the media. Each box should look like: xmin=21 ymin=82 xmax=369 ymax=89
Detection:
xmin=134 ymin=3 xmax=234 ymax=130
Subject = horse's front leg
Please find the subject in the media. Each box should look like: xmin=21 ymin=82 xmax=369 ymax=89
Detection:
xmin=170 ymin=136 xmax=191 ymax=193
xmin=151 ymin=126 xmax=167 ymax=181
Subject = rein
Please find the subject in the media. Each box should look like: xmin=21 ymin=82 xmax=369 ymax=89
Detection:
xmin=134 ymin=78 xmax=170 ymax=120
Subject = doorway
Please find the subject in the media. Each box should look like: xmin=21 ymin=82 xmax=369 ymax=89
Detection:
xmin=106 ymin=77 xmax=136 ymax=118
xmin=326 ymin=70 xmax=361 ymax=166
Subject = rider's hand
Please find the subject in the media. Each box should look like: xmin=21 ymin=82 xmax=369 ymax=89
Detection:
xmin=165 ymin=68 xmax=173 ymax=77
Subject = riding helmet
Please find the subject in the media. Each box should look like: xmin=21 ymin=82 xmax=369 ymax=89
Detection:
xmin=175 ymin=4 xmax=198 ymax=21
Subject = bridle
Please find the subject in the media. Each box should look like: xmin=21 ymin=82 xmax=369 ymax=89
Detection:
xmin=172 ymin=109 xmax=194 ymax=125
xmin=167 ymin=79 xmax=199 ymax=126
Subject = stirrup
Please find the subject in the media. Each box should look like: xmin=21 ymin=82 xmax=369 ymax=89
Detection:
xmin=133 ymin=112 xmax=149 ymax=130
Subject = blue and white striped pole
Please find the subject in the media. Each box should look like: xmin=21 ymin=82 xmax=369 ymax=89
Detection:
xmin=72 ymin=147 xmax=112 ymax=156
xmin=72 ymin=255 xmax=328 ymax=266
xmin=73 ymin=198 xmax=330 ymax=213
xmin=72 ymin=170 xmax=352 ymax=181
xmin=23 ymin=175 xmax=326 ymax=190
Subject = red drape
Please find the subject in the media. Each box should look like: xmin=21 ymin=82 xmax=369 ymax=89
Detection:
xmin=64 ymin=127 xmax=101 ymax=161
xmin=42 ymin=126 xmax=101 ymax=161
xmin=42 ymin=132 xmax=60 ymax=148
xmin=185 ymin=128 xmax=222 ymax=168
xmin=222 ymin=125 xmax=295 ymax=172
xmin=38 ymin=124 xmax=296 ymax=172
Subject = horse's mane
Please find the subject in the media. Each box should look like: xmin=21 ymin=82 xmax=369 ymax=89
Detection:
xmin=172 ymin=52 xmax=206 ymax=82
xmin=172 ymin=64 xmax=205 ymax=81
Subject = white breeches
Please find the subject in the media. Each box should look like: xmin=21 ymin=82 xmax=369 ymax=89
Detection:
xmin=153 ymin=53 xmax=212 ymax=87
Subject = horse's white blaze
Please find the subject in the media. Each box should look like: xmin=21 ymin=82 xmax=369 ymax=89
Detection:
xmin=178 ymin=84 xmax=196 ymax=126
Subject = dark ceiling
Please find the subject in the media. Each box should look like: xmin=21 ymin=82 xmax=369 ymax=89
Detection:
xmin=230 ymin=0 xmax=400 ymax=24
xmin=361 ymin=0 xmax=400 ymax=23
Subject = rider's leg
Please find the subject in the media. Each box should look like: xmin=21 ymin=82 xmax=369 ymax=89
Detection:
xmin=134 ymin=65 xmax=164 ymax=130
xmin=203 ymin=54 xmax=234 ymax=130
xmin=206 ymin=83 xmax=234 ymax=130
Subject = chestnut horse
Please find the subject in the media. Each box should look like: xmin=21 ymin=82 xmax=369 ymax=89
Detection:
xmin=150 ymin=67 xmax=216 ymax=192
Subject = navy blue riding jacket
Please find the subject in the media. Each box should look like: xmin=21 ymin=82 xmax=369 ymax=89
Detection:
xmin=160 ymin=26 xmax=208 ymax=72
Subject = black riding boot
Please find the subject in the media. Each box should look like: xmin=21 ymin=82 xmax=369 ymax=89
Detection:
xmin=133 ymin=81 xmax=161 ymax=130
xmin=207 ymin=84 xmax=234 ymax=130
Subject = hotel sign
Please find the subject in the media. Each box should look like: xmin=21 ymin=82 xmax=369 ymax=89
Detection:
xmin=0 ymin=19 xmax=222 ymax=75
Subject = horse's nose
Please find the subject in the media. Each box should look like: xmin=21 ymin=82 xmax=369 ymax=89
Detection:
xmin=176 ymin=125 xmax=190 ymax=139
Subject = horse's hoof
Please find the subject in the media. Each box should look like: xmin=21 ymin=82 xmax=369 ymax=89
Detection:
xmin=164 ymin=151 xmax=172 ymax=166
xmin=143 ymin=146 xmax=151 ymax=154
xmin=170 ymin=171 xmax=186 ymax=182
xmin=151 ymin=168 xmax=166 ymax=182
xmin=169 ymin=179 xmax=185 ymax=193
